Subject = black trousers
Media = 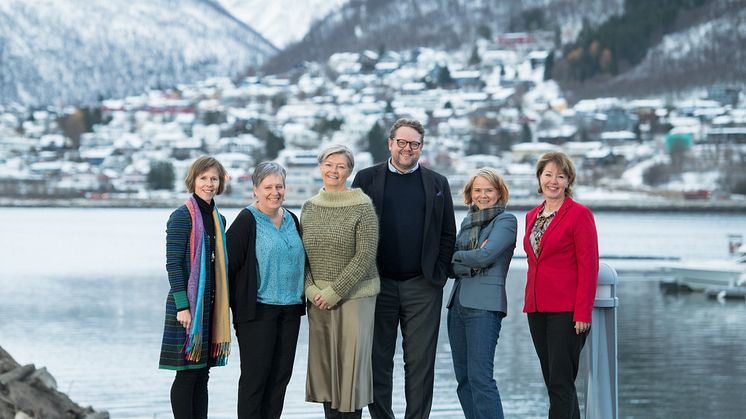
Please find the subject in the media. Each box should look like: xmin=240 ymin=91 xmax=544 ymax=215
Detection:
xmin=369 ymin=276 xmax=443 ymax=419
xmin=170 ymin=367 xmax=209 ymax=419
xmin=234 ymin=303 xmax=302 ymax=419
xmin=527 ymin=312 xmax=588 ymax=419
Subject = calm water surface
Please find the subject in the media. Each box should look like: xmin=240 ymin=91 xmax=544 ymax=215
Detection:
xmin=1 ymin=208 xmax=745 ymax=418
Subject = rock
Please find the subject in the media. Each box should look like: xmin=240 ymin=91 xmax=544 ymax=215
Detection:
xmin=29 ymin=368 xmax=57 ymax=391
xmin=0 ymin=365 xmax=35 ymax=386
xmin=0 ymin=346 xmax=108 ymax=419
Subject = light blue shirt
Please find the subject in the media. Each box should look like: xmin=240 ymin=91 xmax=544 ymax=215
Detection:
xmin=248 ymin=206 xmax=305 ymax=305
xmin=387 ymin=158 xmax=420 ymax=174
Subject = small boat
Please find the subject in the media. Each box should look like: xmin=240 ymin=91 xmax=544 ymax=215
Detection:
xmin=705 ymin=286 xmax=746 ymax=301
xmin=663 ymin=235 xmax=746 ymax=292
xmin=665 ymin=258 xmax=744 ymax=291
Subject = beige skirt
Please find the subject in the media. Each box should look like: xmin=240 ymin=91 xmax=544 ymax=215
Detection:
xmin=306 ymin=295 xmax=376 ymax=412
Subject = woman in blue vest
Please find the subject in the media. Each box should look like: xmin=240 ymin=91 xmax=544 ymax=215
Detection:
xmin=448 ymin=167 xmax=517 ymax=419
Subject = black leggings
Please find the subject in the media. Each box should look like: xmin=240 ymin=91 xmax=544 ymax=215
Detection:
xmin=171 ymin=368 xmax=210 ymax=419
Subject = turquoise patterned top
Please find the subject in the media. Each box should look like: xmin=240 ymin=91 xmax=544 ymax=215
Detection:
xmin=248 ymin=206 xmax=305 ymax=305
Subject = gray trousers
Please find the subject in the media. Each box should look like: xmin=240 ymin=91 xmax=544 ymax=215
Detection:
xmin=368 ymin=276 xmax=443 ymax=419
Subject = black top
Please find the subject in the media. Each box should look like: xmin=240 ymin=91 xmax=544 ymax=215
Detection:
xmin=194 ymin=194 xmax=216 ymax=300
xmin=379 ymin=169 xmax=425 ymax=280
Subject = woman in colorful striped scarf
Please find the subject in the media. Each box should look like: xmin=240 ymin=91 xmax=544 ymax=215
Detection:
xmin=159 ymin=156 xmax=232 ymax=419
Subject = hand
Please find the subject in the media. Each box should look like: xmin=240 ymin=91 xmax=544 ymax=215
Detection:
xmin=574 ymin=321 xmax=590 ymax=335
xmin=177 ymin=309 xmax=192 ymax=330
xmin=452 ymin=262 xmax=471 ymax=277
xmin=313 ymin=294 xmax=332 ymax=311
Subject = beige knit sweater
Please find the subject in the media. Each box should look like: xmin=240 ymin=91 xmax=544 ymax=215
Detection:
xmin=301 ymin=188 xmax=380 ymax=307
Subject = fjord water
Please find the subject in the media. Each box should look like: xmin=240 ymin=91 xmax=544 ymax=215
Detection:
xmin=1 ymin=208 xmax=745 ymax=418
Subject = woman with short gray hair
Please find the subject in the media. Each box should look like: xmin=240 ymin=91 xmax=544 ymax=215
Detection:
xmin=302 ymin=145 xmax=380 ymax=418
xmin=226 ymin=161 xmax=305 ymax=419
xmin=251 ymin=161 xmax=287 ymax=188
xmin=317 ymin=144 xmax=355 ymax=170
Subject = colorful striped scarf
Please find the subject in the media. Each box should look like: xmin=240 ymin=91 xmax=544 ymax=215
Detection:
xmin=184 ymin=196 xmax=231 ymax=366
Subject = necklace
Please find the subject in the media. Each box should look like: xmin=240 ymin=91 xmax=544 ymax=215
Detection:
xmin=542 ymin=201 xmax=563 ymax=216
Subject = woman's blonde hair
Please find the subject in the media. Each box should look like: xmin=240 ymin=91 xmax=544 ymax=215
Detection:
xmin=463 ymin=167 xmax=509 ymax=206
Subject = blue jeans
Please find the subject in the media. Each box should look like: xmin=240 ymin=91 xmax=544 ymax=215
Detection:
xmin=447 ymin=296 xmax=505 ymax=419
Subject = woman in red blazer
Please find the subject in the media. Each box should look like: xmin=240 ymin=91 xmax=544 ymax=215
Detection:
xmin=523 ymin=152 xmax=599 ymax=419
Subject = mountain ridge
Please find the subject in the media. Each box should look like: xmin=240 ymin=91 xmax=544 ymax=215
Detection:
xmin=261 ymin=0 xmax=744 ymax=99
xmin=262 ymin=0 xmax=624 ymax=73
xmin=0 ymin=0 xmax=277 ymax=107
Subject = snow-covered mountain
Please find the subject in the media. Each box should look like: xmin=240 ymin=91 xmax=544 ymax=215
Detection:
xmin=263 ymin=0 xmax=624 ymax=73
xmin=218 ymin=0 xmax=349 ymax=49
xmin=261 ymin=0 xmax=743 ymax=97
xmin=576 ymin=0 xmax=746 ymax=99
xmin=0 ymin=0 xmax=277 ymax=107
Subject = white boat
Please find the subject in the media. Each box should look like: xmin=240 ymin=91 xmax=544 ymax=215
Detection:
xmin=665 ymin=238 xmax=746 ymax=291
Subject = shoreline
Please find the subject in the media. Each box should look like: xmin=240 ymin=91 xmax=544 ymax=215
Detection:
xmin=2 ymin=197 xmax=746 ymax=212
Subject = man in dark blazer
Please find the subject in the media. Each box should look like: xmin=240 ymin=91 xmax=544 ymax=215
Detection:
xmin=352 ymin=118 xmax=456 ymax=419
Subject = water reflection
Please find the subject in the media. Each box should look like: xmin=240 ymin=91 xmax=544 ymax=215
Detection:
xmin=1 ymin=209 xmax=746 ymax=418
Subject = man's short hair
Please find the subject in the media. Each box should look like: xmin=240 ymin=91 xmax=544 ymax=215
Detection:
xmin=388 ymin=118 xmax=425 ymax=143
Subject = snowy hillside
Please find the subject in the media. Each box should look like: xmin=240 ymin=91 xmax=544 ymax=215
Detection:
xmin=263 ymin=0 xmax=624 ymax=72
xmin=0 ymin=0 xmax=277 ymax=107
xmin=596 ymin=0 xmax=746 ymax=97
xmin=218 ymin=0 xmax=349 ymax=48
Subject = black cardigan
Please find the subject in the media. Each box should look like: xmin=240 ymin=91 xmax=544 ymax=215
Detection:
xmin=225 ymin=207 xmax=303 ymax=324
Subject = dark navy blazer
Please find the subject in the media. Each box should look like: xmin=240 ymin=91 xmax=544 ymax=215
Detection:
xmin=352 ymin=162 xmax=457 ymax=287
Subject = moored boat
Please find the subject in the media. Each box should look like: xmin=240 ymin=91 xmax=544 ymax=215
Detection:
xmin=662 ymin=235 xmax=745 ymax=292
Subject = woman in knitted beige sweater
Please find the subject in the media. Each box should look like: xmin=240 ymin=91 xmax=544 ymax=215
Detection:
xmin=301 ymin=144 xmax=380 ymax=419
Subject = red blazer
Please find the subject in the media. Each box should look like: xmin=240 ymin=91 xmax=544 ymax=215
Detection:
xmin=523 ymin=197 xmax=599 ymax=322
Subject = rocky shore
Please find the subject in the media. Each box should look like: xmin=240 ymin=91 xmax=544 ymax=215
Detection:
xmin=0 ymin=346 xmax=107 ymax=419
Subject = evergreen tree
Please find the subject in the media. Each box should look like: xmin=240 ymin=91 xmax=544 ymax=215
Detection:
xmin=147 ymin=160 xmax=175 ymax=190
xmin=314 ymin=117 xmax=343 ymax=136
xmin=367 ymin=122 xmax=389 ymax=163
xmin=384 ymin=100 xmax=395 ymax=115
xmin=265 ymin=130 xmax=284 ymax=160
xmin=543 ymin=50 xmax=555 ymax=81
xmin=521 ymin=122 xmax=533 ymax=142
xmin=377 ymin=43 xmax=386 ymax=57
xmin=477 ymin=25 xmax=491 ymax=40
xmin=57 ymin=109 xmax=86 ymax=149
xmin=468 ymin=45 xmax=481 ymax=67
xmin=437 ymin=65 xmax=454 ymax=88
xmin=560 ymin=0 xmax=706 ymax=81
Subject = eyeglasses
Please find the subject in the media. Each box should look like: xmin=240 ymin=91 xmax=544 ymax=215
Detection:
xmin=322 ymin=162 xmax=348 ymax=171
xmin=393 ymin=139 xmax=422 ymax=150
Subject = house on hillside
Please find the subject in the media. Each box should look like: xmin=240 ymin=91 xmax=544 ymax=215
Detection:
xmin=707 ymin=85 xmax=740 ymax=107
xmin=511 ymin=142 xmax=560 ymax=162
xmin=600 ymin=107 xmax=638 ymax=133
